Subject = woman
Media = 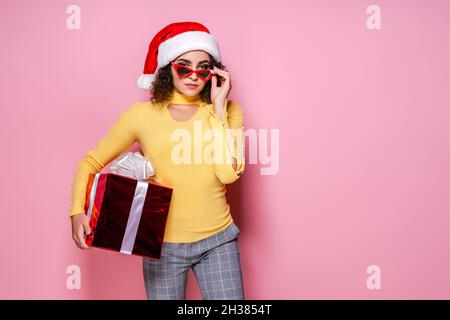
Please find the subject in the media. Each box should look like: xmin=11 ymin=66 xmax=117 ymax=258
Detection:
xmin=69 ymin=21 xmax=246 ymax=300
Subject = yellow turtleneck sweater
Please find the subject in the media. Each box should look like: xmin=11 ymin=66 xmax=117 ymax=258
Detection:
xmin=69 ymin=90 xmax=245 ymax=243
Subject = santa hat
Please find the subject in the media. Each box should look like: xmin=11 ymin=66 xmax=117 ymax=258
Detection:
xmin=137 ymin=21 xmax=222 ymax=91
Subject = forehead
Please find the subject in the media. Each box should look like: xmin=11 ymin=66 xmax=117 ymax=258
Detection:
xmin=176 ymin=50 xmax=211 ymax=62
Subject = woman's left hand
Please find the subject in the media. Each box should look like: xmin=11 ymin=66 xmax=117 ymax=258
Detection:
xmin=210 ymin=66 xmax=232 ymax=119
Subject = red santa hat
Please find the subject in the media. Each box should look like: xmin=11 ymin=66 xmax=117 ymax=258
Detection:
xmin=137 ymin=21 xmax=222 ymax=90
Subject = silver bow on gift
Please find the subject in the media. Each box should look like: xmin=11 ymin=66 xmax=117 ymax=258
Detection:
xmin=109 ymin=151 xmax=155 ymax=180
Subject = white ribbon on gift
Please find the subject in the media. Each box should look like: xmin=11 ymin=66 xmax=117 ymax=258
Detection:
xmin=120 ymin=181 xmax=148 ymax=254
xmin=109 ymin=151 xmax=155 ymax=180
xmin=86 ymin=173 xmax=101 ymax=222
xmin=87 ymin=152 xmax=155 ymax=255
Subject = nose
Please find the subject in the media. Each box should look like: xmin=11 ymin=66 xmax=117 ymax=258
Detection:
xmin=188 ymin=72 xmax=198 ymax=81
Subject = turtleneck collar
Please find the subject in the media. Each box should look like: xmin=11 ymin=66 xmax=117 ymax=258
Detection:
xmin=168 ymin=90 xmax=203 ymax=105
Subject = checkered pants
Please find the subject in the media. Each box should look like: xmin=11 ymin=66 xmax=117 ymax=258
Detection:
xmin=142 ymin=222 xmax=244 ymax=300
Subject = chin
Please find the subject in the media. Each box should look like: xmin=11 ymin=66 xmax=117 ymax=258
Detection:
xmin=184 ymin=90 xmax=198 ymax=96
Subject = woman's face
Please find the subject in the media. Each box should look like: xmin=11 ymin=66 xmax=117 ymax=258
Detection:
xmin=171 ymin=50 xmax=212 ymax=97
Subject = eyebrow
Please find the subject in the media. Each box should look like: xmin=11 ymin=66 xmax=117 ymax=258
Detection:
xmin=176 ymin=58 xmax=211 ymax=65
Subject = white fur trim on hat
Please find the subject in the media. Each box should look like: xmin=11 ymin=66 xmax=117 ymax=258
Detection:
xmin=157 ymin=31 xmax=222 ymax=72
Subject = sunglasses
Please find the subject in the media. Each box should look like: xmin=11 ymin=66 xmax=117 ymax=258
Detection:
xmin=171 ymin=62 xmax=215 ymax=81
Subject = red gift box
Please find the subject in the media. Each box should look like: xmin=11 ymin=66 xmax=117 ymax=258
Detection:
xmin=83 ymin=172 xmax=172 ymax=259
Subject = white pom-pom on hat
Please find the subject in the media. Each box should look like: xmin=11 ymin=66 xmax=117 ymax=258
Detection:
xmin=137 ymin=21 xmax=222 ymax=91
xmin=137 ymin=74 xmax=156 ymax=91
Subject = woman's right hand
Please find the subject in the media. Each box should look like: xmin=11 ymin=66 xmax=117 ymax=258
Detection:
xmin=71 ymin=213 xmax=92 ymax=250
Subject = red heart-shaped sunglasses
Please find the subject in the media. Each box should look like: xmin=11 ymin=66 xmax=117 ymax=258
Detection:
xmin=171 ymin=62 xmax=216 ymax=82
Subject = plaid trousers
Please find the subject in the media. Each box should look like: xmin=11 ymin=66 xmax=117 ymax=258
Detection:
xmin=142 ymin=222 xmax=244 ymax=300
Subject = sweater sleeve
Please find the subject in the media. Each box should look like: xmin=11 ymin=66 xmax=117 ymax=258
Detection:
xmin=207 ymin=99 xmax=245 ymax=184
xmin=69 ymin=103 xmax=140 ymax=217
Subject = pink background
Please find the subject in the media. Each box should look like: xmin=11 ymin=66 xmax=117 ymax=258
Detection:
xmin=1 ymin=0 xmax=449 ymax=299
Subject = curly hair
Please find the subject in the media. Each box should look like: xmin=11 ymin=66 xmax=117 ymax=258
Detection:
xmin=149 ymin=54 xmax=226 ymax=105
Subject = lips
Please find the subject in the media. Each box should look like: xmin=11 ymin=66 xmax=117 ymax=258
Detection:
xmin=185 ymin=83 xmax=199 ymax=89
